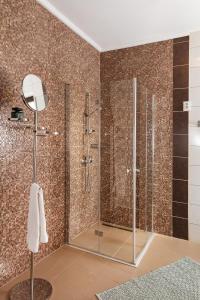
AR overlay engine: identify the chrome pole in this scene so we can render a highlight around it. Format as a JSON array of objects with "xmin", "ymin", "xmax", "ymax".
[
  {"xmin": 30, "ymin": 110, "xmax": 38, "ymax": 300},
  {"xmin": 33, "ymin": 111, "xmax": 37, "ymax": 183},
  {"xmin": 30, "ymin": 252, "xmax": 34, "ymax": 300}
]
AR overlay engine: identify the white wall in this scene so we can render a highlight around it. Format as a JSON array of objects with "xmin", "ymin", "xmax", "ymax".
[{"xmin": 189, "ymin": 31, "xmax": 200, "ymax": 243}]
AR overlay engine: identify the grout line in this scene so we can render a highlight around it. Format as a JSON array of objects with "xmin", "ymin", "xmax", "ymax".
[
  {"xmin": 173, "ymin": 111, "xmax": 185, "ymax": 112},
  {"xmin": 173, "ymin": 156, "xmax": 188, "ymax": 159},
  {"xmin": 174, "ymin": 87, "xmax": 189, "ymax": 90},
  {"xmin": 173, "ymin": 178, "xmax": 188, "ymax": 181},
  {"xmin": 190, "ymin": 45, "xmax": 200, "ymax": 49},
  {"xmin": 172, "ymin": 215, "xmax": 188, "ymax": 220},
  {"xmin": 173, "ymin": 87, "xmax": 188, "ymax": 90},
  {"xmin": 173, "ymin": 64, "xmax": 189, "ymax": 68},
  {"xmin": 174, "ymin": 40, "xmax": 189, "ymax": 45},
  {"xmin": 189, "ymin": 203, "xmax": 200, "ymax": 207},
  {"xmin": 173, "ymin": 111, "xmax": 188, "ymax": 113},
  {"xmin": 173, "ymin": 133, "xmax": 188, "ymax": 136},
  {"xmin": 190, "ymin": 66, "xmax": 200, "ymax": 69},
  {"xmin": 189, "ymin": 85, "xmax": 200, "ymax": 88},
  {"xmin": 173, "ymin": 201, "xmax": 188, "ymax": 205},
  {"xmin": 188, "ymin": 222, "xmax": 200, "ymax": 226},
  {"xmin": 189, "ymin": 145, "xmax": 200, "ymax": 148}
]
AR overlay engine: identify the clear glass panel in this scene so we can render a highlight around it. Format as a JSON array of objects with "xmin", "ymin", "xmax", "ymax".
[
  {"xmin": 100, "ymin": 79, "xmax": 135, "ymax": 263},
  {"xmin": 68, "ymin": 90, "xmax": 100, "ymax": 253},
  {"xmin": 67, "ymin": 79, "xmax": 155, "ymax": 266},
  {"xmin": 135, "ymin": 82, "xmax": 155, "ymax": 261}
]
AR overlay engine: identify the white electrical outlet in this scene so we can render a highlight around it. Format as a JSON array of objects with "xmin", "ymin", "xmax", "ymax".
[{"xmin": 183, "ymin": 101, "xmax": 191, "ymax": 112}]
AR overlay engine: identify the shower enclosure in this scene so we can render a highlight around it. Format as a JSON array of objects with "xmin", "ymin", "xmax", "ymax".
[{"xmin": 67, "ymin": 78, "xmax": 156, "ymax": 266}]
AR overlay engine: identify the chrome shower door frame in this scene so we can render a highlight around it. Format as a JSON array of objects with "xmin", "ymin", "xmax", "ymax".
[{"xmin": 132, "ymin": 78, "xmax": 137, "ymax": 265}]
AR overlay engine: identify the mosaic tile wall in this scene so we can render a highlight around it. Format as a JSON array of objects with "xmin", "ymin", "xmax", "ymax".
[
  {"xmin": 100, "ymin": 40, "xmax": 173, "ymax": 235},
  {"xmin": 0, "ymin": 0, "xmax": 100, "ymax": 286}
]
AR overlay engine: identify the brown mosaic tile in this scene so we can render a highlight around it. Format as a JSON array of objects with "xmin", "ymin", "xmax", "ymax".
[{"xmin": 0, "ymin": 0, "xmax": 100, "ymax": 287}]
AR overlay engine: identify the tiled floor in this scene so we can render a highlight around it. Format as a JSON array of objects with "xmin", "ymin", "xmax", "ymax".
[
  {"xmin": 1, "ymin": 234, "xmax": 200, "ymax": 300},
  {"xmin": 71, "ymin": 223, "xmax": 151, "ymax": 263}
]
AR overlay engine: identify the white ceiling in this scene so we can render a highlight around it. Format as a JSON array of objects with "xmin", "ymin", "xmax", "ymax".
[{"xmin": 38, "ymin": 0, "xmax": 200, "ymax": 52}]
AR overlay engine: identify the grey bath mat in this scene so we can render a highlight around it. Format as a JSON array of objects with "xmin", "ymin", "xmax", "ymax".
[{"xmin": 96, "ymin": 257, "xmax": 200, "ymax": 300}]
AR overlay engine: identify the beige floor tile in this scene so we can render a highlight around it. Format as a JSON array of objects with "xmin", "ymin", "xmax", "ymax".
[
  {"xmin": 50, "ymin": 260, "xmax": 117, "ymax": 300},
  {"xmin": 34, "ymin": 246, "xmax": 85, "ymax": 281},
  {"xmin": 1, "ymin": 235, "xmax": 200, "ymax": 300},
  {"xmin": 74, "ymin": 250, "xmax": 141, "ymax": 283}
]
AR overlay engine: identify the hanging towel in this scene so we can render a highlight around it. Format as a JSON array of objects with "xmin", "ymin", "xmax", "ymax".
[{"xmin": 27, "ymin": 183, "xmax": 48, "ymax": 253}]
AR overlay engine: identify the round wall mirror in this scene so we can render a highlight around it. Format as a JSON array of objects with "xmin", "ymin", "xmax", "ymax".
[{"xmin": 21, "ymin": 74, "xmax": 48, "ymax": 111}]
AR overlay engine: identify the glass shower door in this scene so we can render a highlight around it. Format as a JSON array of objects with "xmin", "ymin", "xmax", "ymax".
[
  {"xmin": 68, "ymin": 89, "xmax": 101, "ymax": 254},
  {"xmin": 134, "ymin": 83, "xmax": 155, "ymax": 263},
  {"xmin": 99, "ymin": 79, "xmax": 137, "ymax": 263},
  {"xmin": 68, "ymin": 79, "xmax": 155, "ymax": 266}
]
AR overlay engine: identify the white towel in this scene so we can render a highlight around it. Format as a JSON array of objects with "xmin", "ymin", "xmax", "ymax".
[{"xmin": 27, "ymin": 183, "xmax": 48, "ymax": 253}]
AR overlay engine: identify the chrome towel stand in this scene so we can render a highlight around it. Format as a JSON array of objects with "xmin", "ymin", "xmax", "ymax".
[{"xmin": 8, "ymin": 74, "xmax": 59, "ymax": 300}]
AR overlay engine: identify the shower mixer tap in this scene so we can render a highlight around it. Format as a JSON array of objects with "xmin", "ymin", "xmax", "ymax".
[
  {"xmin": 81, "ymin": 155, "xmax": 93, "ymax": 165},
  {"xmin": 85, "ymin": 128, "xmax": 95, "ymax": 134}
]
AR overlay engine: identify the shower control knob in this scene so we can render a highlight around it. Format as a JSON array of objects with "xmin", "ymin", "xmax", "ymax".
[
  {"xmin": 81, "ymin": 156, "xmax": 87, "ymax": 164},
  {"xmin": 81, "ymin": 155, "xmax": 93, "ymax": 165},
  {"xmin": 85, "ymin": 128, "xmax": 96, "ymax": 134}
]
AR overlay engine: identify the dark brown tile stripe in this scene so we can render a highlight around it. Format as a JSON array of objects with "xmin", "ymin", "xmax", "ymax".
[
  {"xmin": 173, "ymin": 42, "xmax": 189, "ymax": 66},
  {"xmin": 173, "ymin": 179, "xmax": 188, "ymax": 204},
  {"xmin": 173, "ymin": 65, "xmax": 189, "ymax": 89},
  {"xmin": 173, "ymin": 112, "xmax": 188, "ymax": 134},
  {"xmin": 173, "ymin": 157, "xmax": 188, "ymax": 180},
  {"xmin": 172, "ymin": 36, "xmax": 189, "ymax": 240},
  {"xmin": 173, "ymin": 217, "xmax": 188, "ymax": 240},
  {"xmin": 173, "ymin": 134, "xmax": 188, "ymax": 157},
  {"xmin": 173, "ymin": 36, "xmax": 189, "ymax": 44},
  {"xmin": 173, "ymin": 88, "xmax": 188, "ymax": 111},
  {"xmin": 173, "ymin": 201, "xmax": 188, "ymax": 218}
]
